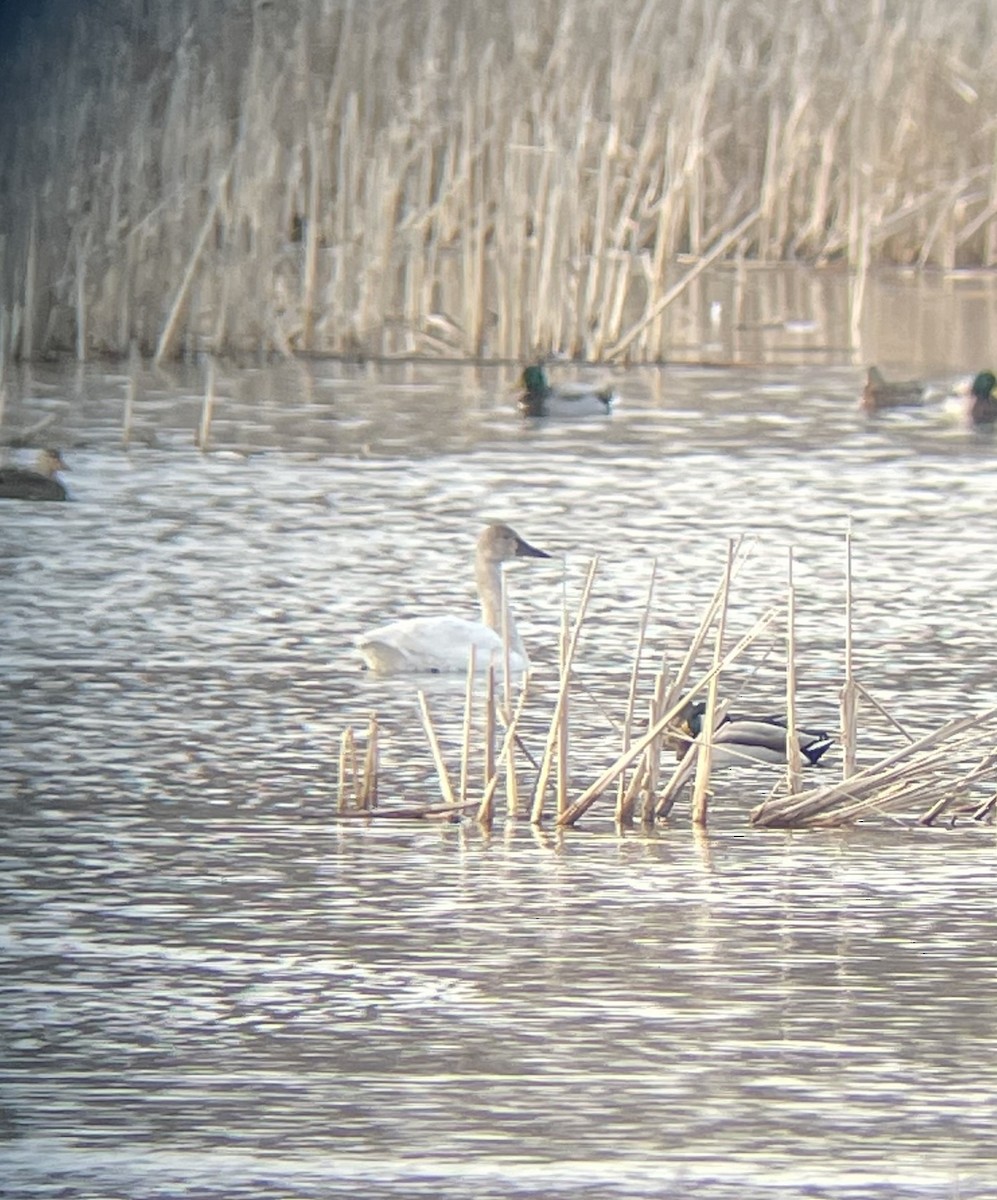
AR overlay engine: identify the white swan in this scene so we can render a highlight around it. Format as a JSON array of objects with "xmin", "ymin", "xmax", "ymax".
[{"xmin": 356, "ymin": 522, "xmax": 552, "ymax": 674}]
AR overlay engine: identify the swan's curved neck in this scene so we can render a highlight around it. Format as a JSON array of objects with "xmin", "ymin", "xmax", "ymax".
[{"xmin": 476, "ymin": 558, "xmax": 525, "ymax": 657}]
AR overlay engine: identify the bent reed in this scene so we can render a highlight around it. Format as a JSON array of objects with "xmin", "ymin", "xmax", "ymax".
[{"xmin": 2, "ymin": 0, "xmax": 997, "ymax": 363}]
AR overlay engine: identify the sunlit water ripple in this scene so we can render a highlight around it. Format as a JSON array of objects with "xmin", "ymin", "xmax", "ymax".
[{"xmin": 2, "ymin": 359, "xmax": 997, "ymax": 1198}]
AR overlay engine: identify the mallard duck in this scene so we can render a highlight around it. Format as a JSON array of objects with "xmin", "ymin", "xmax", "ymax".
[
  {"xmin": 519, "ymin": 364, "xmax": 617, "ymax": 418},
  {"xmin": 968, "ymin": 370, "xmax": 997, "ymax": 425},
  {"xmin": 0, "ymin": 449, "xmax": 68, "ymax": 501},
  {"xmin": 675, "ymin": 700, "xmax": 834, "ymax": 767},
  {"xmin": 859, "ymin": 366, "xmax": 926, "ymax": 414},
  {"xmin": 356, "ymin": 522, "xmax": 552, "ymax": 674}
]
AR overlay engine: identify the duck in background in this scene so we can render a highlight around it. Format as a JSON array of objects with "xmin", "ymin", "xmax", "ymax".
[
  {"xmin": 0, "ymin": 449, "xmax": 69, "ymax": 501},
  {"xmin": 941, "ymin": 370, "xmax": 997, "ymax": 427},
  {"xmin": 967, "ymin": 370, "xmax": 997, "ymax": 425},
  {"xmin": 674, "ymin": 700, "xmax": 834, "ymax": 767},
  {"xmin": 519, "ymin": 363, "xmax": 617, "ymax": 418},
  {"xmin": 356, "ymin": 522, "xmax": 552, "ymax": 675},
  {"xmin": 859, "ymin": 366, "xmax": 927, "ymax": 414}
]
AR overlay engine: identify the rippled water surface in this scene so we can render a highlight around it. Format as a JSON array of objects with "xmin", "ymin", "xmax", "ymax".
[{"xmin": 3, "ymin": 350, "xmax": 997, "ymax": 1198}]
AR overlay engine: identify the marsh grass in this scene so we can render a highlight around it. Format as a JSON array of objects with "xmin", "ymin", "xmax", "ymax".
[{"xmin": 3, "ymin": 0, "xmax": 997, "ymax": 362}]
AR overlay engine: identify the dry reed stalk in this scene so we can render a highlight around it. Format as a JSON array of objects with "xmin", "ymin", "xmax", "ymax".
[
  {"xmin": 197, "ymin": 356, "xmax": 216, "ymax": 450},
  {"xmin": 359, "ymin": 715, "xmax": 379, "ymax": 810},
  {"xmin": 971, "ymin": 791, "xmax": 997, "ymax": 823},
  {"xmin": 656, "ymin": 536, "xmax": 751, "ymax": 722},
  {"xmin": 840, "ymin": 526, "xmax": 858, "ymax": 778},
  {"xmin": 615, "ymin": 559, "xmax": 658, "ymax": 822},
  {"xmin": 300, "ymin": 124, "xmax": 322, "ymax": 352},
  {"xmin": 854, "ymin": 680, "xmax": 915, "ymax": 744},
  {"xmin": 477, "ymin": 681, "xmax": 531, "ymax": 826},
  {"xmin": 483, "ymin": 664, "xmax": 496, "ymax": 788},
  {"xmin": 74, "ymin": 227, "xmax": 90, "ymax": 362},
  {"xmin": 529, "ymin": 556, "xmax": 599, "ymax": 824},
  {"xmin": 333, "ymin": 797, "xmax": 484, "ymax": 821},
  {"xmin": 558, "ymin": 606, "xmax": 780, "ymax": 826},
  {"xmin": 639, "ymin": 669, "xmax": 669, "ymax": 824},
  {"xmin": 153, "ymin": 158, "xmax": 233, "ymax": 366},
  {"xmin": 499, "ymin": 575, "xmax": 520, "ymax": 814},
  {"xmin": 417, "ymin": 690, "xmax": 457, "ymax": 806},
  {"xmin": 556, "ymin": 609, "xmax": 570, "ymax": 819},
  {"xmin": 917, "ymin": 751, "xmax": 997, "ymax": 826},
  {"xmin": 692, "ymin": 541, "xmax": 735, "ymax": 827},
  {"xmin": 338, "ymin": 726, "xmax": 355, "ymax": 812},
  {"xmin": 784, "ymin": 549, "xmax": 802, "ymax": 795},
  {"xmin": 459, "ymin": 646, "xmax": 477, "ymax": 804}
]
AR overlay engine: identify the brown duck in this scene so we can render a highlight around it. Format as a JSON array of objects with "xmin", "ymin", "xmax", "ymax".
[
  {"xmin": 859, "ymin": 366, "xmax": 926, "ymax": 414},
  {"xmin": 0, "ymin": 449, "xmax": 69, "ymax": 501}
]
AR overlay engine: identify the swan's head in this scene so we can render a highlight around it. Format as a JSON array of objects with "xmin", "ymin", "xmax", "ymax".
[{"xmin": 478, "ymin": 522, "xmax": 551, "ymax": 564}]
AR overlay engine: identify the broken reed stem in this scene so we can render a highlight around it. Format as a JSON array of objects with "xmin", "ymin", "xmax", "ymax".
[
  {"xmin": 692, "ymin": 540, "xmax": 735, "ymax": 826},
  {"xmin": 785, "ymin": 548, "xmax": 802, "ymax": 795},
  {"xmin": 530, "ymin": 556, "xmax": 599, "ymax": 825},
  {"xmin": 617, "ymin": 558, "xmax": 658, "ymax": 823},
  {"xmin": 417, "ymin": 690, "xmax": 456, "ymax": 806},
  {"xmin": 855, "ymin": 680, "xmax": 916, "ymax": 744},
  {"xmin": 558, "ymin": 605, "xmax": 780, "ymax": 826},
  {"xmin": 840, "ymin": 523, "xmax": 858, "ymax": 778},
  {"xmin": 338, "ymin": 726, "xmax": 356, "ymax": 812}
]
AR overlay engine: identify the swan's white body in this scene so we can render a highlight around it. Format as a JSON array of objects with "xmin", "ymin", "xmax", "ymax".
[{"xmin": 356, "ymin": 523, "xmax": 551, "ymax": 675}]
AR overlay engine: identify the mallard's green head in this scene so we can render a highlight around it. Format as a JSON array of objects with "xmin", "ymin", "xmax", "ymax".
[
  {"xmin": 971, "ymin": 371, "xmax": 996, "ymax": 401},
  {"xmin": 522, "ymin": 364, "xmax": 551, "ymax": 397},
  {"xmin": 686, "ymin": 700, "xmax": 707, "ymax": 737}
]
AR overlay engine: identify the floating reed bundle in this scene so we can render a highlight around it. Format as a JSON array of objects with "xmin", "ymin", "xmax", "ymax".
[{"xmin": 3, "ymin": 1, "xmax": 997, "ymax": 362}]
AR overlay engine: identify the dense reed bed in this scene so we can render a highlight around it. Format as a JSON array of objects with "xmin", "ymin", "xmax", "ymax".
[{"xmin": 2, "ymin": 0, "xmax": 997, "ymax": 363}]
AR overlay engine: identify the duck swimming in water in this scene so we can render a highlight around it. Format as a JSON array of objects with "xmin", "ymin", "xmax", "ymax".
[
  {"xmin": 519, "ymin": 364, "xmax": 617, "ymax": 418},
  {"xmin": 356, "ymin": 522, "xmax": 552, "ymax": 675},
  {"xmin": 859, "ymin": 366, "xmax": 926, "ymax": 414},
  {"xmin": 0, "ymin": 449, "xmax": 69, "ymax": 501},
  {"xmin": 967, "ymin": 370, "xmax": 997, "ymax": 425},
  {"xmin": 675, "ymin": 701, "xmax": 834, "ymax": 767}
]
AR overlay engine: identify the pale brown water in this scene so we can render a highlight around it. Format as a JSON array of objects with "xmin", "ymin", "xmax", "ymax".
[{"xmin": 3, "ymin": 274, "xmax": 997, "ymax": 1198}]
